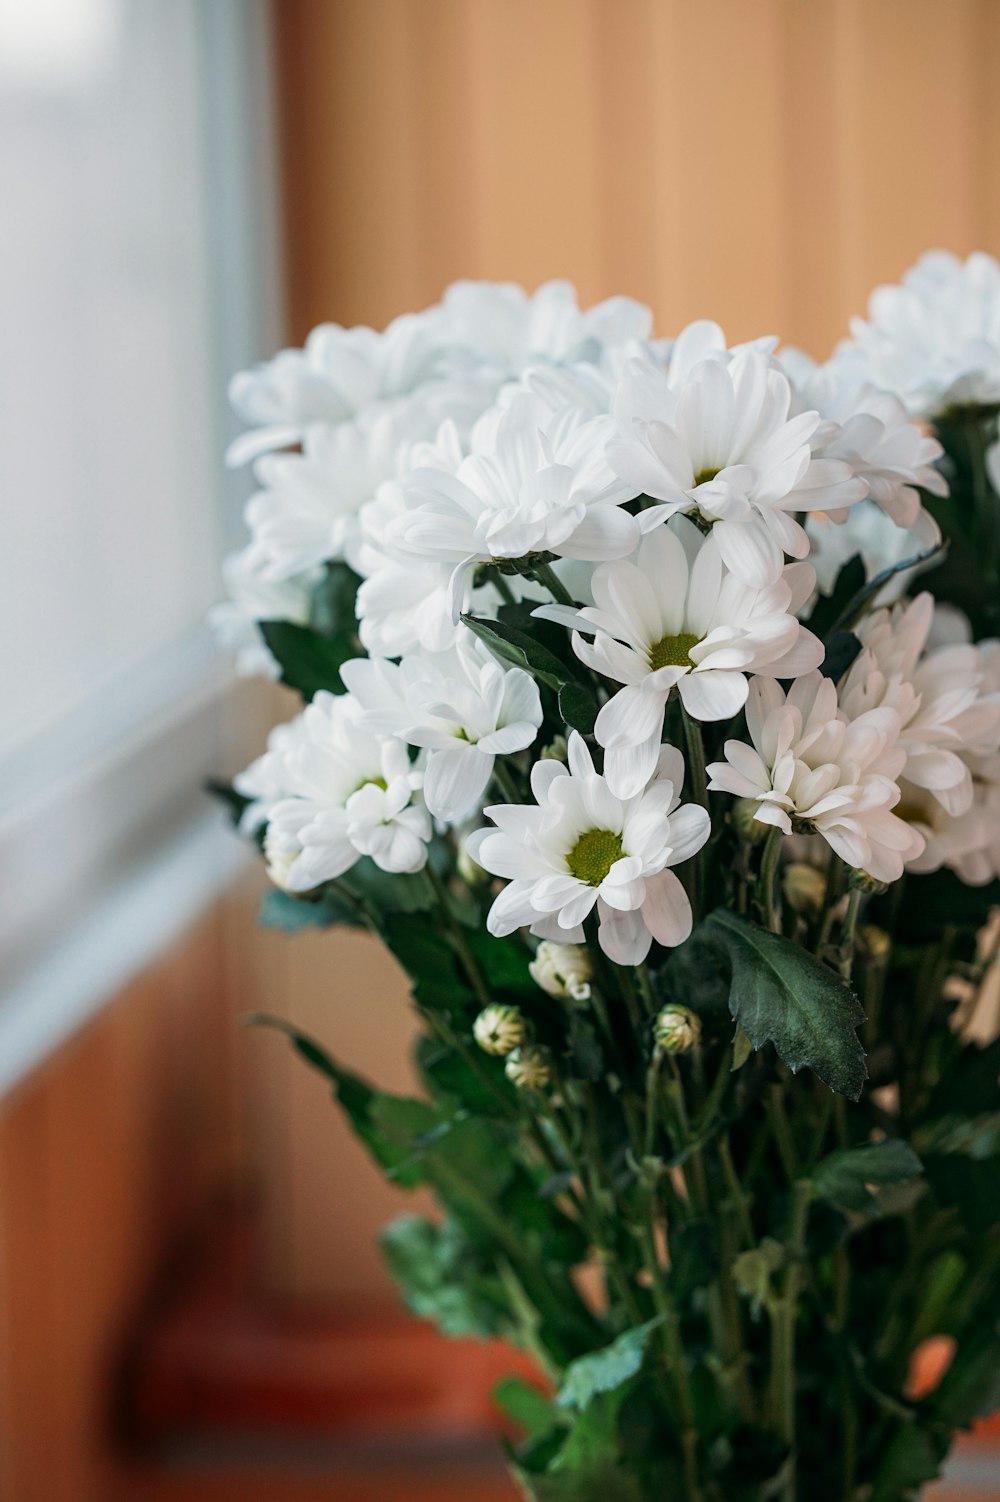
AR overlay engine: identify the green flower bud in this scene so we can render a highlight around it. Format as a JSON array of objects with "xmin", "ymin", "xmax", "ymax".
[
  {"xmin": 653, "ymin": 1004, "xmax": 702, "ymax": 1055},
  {"xmin": 858, "ymin": 924, "xmax": 891, "ymax": 961},
  {"xmin": 505, "ymin": 1044, "xmax": 554, "ymax": 1090},
  {"xmin": 541, "ymin": 735, "xmax": 569, "ymax": 762},
  {"xmin": 473, "ymin": 1004, "xmax": 527, "ymax": 1057},
  {"xmin": 529, "ymin": 940, "xmax": 592, "ymax": 1002},
  {"xmin": 783, "ymin": 862, "xmax": 827, "ymax": 915},
  {"xmin": 732, "ymin": 797, "xmax": 767, "ymax": 844}
]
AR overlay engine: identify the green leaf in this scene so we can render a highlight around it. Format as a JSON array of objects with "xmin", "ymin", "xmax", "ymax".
[
  {"xmin": 342, "ymin": 858, "xmax": 434, "ymax": 916},
  {"xmin": 812, "ymin": 1140, "xmax": 923, "ymax": 1212},
  {"xmin": 462, "ymin": 613, "xmax": 572, "ymax": 690},
  {"xmin": 416, "ymin": 1033, "xmax": 515, "ymax": 1116},
  {"xmin": 732, "ymin": 1239, "xmax": 785, "ymax": 1319},
  {"xmin": 514, "ymin": 1389, "xmax": 647, "ymax": 1502},
  {"xmin": 556, "ymin": 1319, "xmax": 665, "ymax": 1412},
  {"xmin": 702, "ymin": 910, "xmax": 867, "ymax": 1100},
  {"xmin": 244, "ymin": 1013, "xmax": 434, "ymax": 1189},
  {"xmin": 204, "ymin": 777, "xmax": 255, "ymax": 827},
  {"xmin": 259, "ymin": 886, "xmax": 363, "ymax": 933},
  {"xmin": 308, "ymin": 560, "xmax": 361, "ymax": 637},
  {"xmin": 819, "ymin": 629, "xmax": 862, "ymax": 683},
  {"xmin": 805, "ymin": 554, "xmax": 865, "ymax": 639},
  {"xmin": 869, "ymin": 1424, "xmax": 947, "ymax": 1502},
  {"xmin": 380, "ymin": 1214, "xmax": 508, "ymax": 1338},
  {"xmin": 494, "ymin": 1376, "xmax": 563, "ymax": 1441},
  {"xmin": 558, "ymin": 680, "xmax": 598, "ymax": 736},
  {"xmin": 258, "ymin": 619, "xmax": 355, "ymax": 698},
  {"xmin": 827, "ymin": 540, "xmax": 948, "ymax": 637}
]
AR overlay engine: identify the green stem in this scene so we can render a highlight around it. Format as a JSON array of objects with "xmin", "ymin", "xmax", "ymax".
[
  {"xmin": 488, "ymin": 565, "xmax": 517, "ymax": 605},
  {"xmin": 718, "ymin": 1135, "xmax": 755, "ymax": 1249},
  {"xmin": 533, "ymin": 560, "xmax": 575, "ymax": 607},
  {"xmin": 491, "ymin": 758, "xmax": 524, "ymax": 804},
  {"xmin": 426, "ymin": 864, "xmax": 493, "ymax": 1012},
  {"xmin": 771, "ymin": 1180, "xmax": 811, "ymax": 1498},
  {"xmin": 838, "ymin": 888, "xmax": 863, "ymax": 981},
  {"xmin": 758, "ymin": 825, "xmax": 784, "ymax": 934},
  {"xmin": 639, "ymin": 1211, "xmax": 704, "ymax": 1502}
]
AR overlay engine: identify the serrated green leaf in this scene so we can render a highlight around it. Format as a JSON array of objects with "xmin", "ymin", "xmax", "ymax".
[
  {"xmin": 244, "ymin": 1014, "xmax": 434, "ymax": 1188},
  {"xmin": 702, "ymin": 909, "xmax": 867, "ymax": 1099},
  {"xmin": 812, "ymin": 1139, "xmax": 923, "ymax": 1212},
  {"xmin": 556, "ymin": 1318, "xmax": 664, "ymax": 1411},
  {"xmin": 258, "ymin": 619, "xmax": 355, "ymax": 698},
  {"xmin": 380, "ymin": 1214, "xmax": 509, "ymax": 1338}
]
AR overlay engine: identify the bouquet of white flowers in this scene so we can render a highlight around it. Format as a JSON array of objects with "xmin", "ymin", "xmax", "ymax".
[{"xmin": 212, "ymin": 255, "xmax": 1000, "ymax": 1501}]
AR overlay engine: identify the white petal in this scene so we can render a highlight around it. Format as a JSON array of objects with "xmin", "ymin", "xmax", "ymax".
[
  {"xmin": 641, "ymin": 869, "xmax": 693, "ymax": 947},
  {"xmin": 678, "ymin": 669, "xmax": 750, "ymax": 722},
  {"xmin": 423, "ymin": 745, "xmax": 493, "ymax": 822},
  {"xmin": 597, "ymin": 903, "xmax": 652, "ymax": 965}
]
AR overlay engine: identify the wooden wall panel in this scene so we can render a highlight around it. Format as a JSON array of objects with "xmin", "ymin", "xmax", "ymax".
[{"xmin": 0, "ymin": 912, "xmax": 240, "ymax": 1502}]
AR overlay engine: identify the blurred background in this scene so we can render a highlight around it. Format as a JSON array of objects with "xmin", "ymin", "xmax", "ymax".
[{"xmin": 2, "ymin": 2, "xmax": 1000, "ymax": 1499}]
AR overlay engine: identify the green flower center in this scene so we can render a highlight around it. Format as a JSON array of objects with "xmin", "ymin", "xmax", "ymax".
[
  {"xmin": 566, "ymin": 828, "xmax": 625, "ymax": 887},
  {"xmin": 693, "ymin": 465, "xmax": 721, "ymax": 487},
  {"xmin": 648, "ymin": 631, "xmax": 701, "ymax": 672},
  {"xmin": 355, "ymin": 775, "xmax": 388, "ymax": 794}
]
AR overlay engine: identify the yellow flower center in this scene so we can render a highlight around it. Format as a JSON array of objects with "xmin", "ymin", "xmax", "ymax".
[
  {"xmin": 693, "ymin": 465, "xmax": 721, "ymax": 487},
  {"xmin": 566, "ymin": 828, "xmax": 625, "ymax": 886},
  {"xmin": 648, "ymin": 631, "xmax": 701, "ymax": 672}
]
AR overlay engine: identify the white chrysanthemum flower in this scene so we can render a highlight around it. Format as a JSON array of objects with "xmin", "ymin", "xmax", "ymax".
[
  {"xmin": 340, "ymin": 637, "xmax": 542, "ymax": 823},
  {"xmin": 844, "ymin": 250, "xmax": 1000, "ymax": 417},
  {"xmin": 234, "ymin": 691, "xmax": 431, "ymax": 890},
  {"xmin": 608, "ymin": 342, "xmax": 866, "ymax": 587},
  {"xmin": 468, "ymin": 732, "xmax": 711, "ymax": 966},
  {"xmin": 900, "ymin": 639, "xmax": 1000, "ymax": 882},
  {"xmin": 244, "ymin": 410, "xmax": 416, "ymax": 580},
  {"xmin": 805, "ymin": 502, "xmax": 942, "ymax": 603},
  {"xmin": 780, "ymin": 348, "xmax": 948, "ymax": 527},
  {"xmin": 437, "ymin": 279, "xmax": 652, "ymax": 373},
  {"xmin": 536, "ymin": 517, "xmax": 823, "ymax": 798},
  {"xmin": 387, "ymin": 391, "xmax": 647, "ymax": 614},
  {"xmin": 209, "ymin": 544, "xmax": 319, "ymax": 679},
  {"xmin": 706, "ymin": 673, "xmax": 924, "ymax": 882},
  {"xmin": 840, "ymin": 595, "xmax": 1000, "ymax": 818},
  {"xmin": 225, "ymin": 310, "xmax": 457, "ymax": 466}
]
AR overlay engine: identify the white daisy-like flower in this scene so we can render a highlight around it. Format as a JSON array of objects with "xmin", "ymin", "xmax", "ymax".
[
  {"xmin": 386, "ymin": 390, "xmax": 650, "ymax": 619},
  {"xmin": 844, "ymin": 250, "xmax": 1000, "ymax": 418},
  {"xmin": 340, "ymin": 637, "xmax": 542, "ymax": 823},
  {"xmin": 244, "ymin": 409, "xmax": 419, "ymax": 580},
  {"xmin": 608, "ymin": 341, "xmax": 867, "ymax": 587},
  {"xmin": 467, "ymin": 732, "xmax": 711, "ymax": 966},
  {"xmin": 805, "ymin": 502, "xmax": 942, "ymax": 603},
  {"xmin": 209, "ymin": 543, "xmax": 320, "ymax": 679},
  {"xmin": 234, "ymin": 691, "xmax": 431, "ymax": 891},
  {"xmin": 437, "ymin": 279, "xmax": 652, "ymax": 373},
  {"xmin": 839, "ymin": 595, "xmax": 1000, "ymax": 818},
  {"xmin": 780, "ymin": 348, "xmax": 948, "ymax": 527},
  {"xmin": 226, "ymin": 310, "xmax": 455, "ymax": 466},
  {"xmin": 706, "ymin": 673, "xmax": 924, "ymax": 883},
  {"xmin": 535, "ymin": 516, "xmax": 824, "ymax": 798}
]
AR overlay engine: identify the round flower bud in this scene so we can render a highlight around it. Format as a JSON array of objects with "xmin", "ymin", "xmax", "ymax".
[
  {"xmin": 505, "ymin": 1044, "xmax": 554, "ymax": 1091},
  {"xmin": 783, "ymin": 862, "xmax": 827, "ymax": 916},
  {"xmin": 529, "ymin": 940, "xmax": 592, "ymax": 1003},
  {"xmin": 473, "ymin": 1004, "xmax": 527, "ymax": 1057},
  {"xmin": 732, "ymin": 797, "xmax": 767, "ymax": 844},
  {"xmin": 653, "ymin": 1005, "xmax": 702, "ymax": 1055},
  {"xmin": 858, "ymin": 924, "xmax": 891, "ymax": 961}
]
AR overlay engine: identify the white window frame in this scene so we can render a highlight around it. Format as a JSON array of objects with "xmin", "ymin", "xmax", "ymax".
[{"xmin": 0, "ymin": 0, "xmax": 283, "ymax": 1093}]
